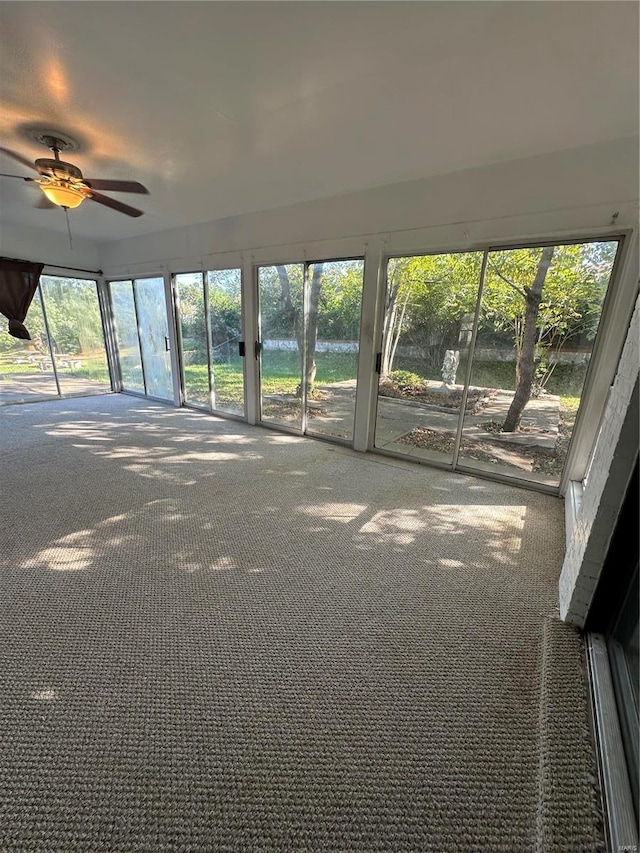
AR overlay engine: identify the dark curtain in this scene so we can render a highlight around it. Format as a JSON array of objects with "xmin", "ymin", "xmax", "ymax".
[{"xmin": 0, "ymin": 258, "xmax": 44, "ymax": 339}]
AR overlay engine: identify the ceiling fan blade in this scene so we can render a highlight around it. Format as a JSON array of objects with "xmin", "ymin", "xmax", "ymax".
[
  {"xmin": 0, "ymin": 172, "xmax": 36, "ymax": 181},
  {"xmin": 83, "ymin": 178, "xmax": 148, "ymax": 194},
  {"xmin": 87, "ymin": 190, "xmax": 144, "ymax": 217},
  {"xmin": 0, "ymin": 147, "xmax": 38, "ymax": 173},
  {"xmin": 34, "ymin": 195, "xmax": 57, "ymax": 209}
]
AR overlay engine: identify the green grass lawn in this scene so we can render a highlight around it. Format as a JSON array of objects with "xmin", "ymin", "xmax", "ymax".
[
  {"xmin": 0, "ymin": 357, "xmax": 41, "ymax": 375},
  {"xmin": 184, "ymin": 362, "xmax": 244, "ymax": 406},
  {"xmin": 184, "ymin": 351, "xmax": 359, "ymax": 407},
  {"xmin": 61, "ymin": 355, "xmax": 111, "ymax": 383}
]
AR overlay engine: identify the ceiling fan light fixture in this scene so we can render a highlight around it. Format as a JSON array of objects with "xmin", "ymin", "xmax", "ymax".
[{"xmin": 39, "ymin": 182, "xmax": 85, "ymax": 209}]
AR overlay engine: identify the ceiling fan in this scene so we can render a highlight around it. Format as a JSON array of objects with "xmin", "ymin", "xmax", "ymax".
[{"xmin": 0, "ymin": 133, "xmax": 148, "ymax": 217}]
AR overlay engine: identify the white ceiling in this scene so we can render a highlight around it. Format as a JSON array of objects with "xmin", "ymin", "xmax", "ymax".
[{"xmin": 0, "ymin": 1, "xmax": 638, "ymax": 244}]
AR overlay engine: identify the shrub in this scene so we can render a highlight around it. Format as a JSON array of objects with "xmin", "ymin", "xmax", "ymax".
[{"xmin": 390, "ymin": 370, "xmax": 425, "ymax": 392}]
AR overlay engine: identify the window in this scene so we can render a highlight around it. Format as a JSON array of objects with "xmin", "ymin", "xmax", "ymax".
[
  {"xmin": 1, "ymin": 276, "xmax": 110, "ymax": 404},
  {"xmin": 374, "ymin": 239, "xmax": 621, "ymax": 489}
]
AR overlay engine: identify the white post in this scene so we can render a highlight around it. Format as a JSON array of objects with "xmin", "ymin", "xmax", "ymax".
[
  {"xmin": 353, "ymin": 238, "xmax": 385, "ymax": 452},
  {"xmin": 242, "ymin": 255, "xmax": 259, "ymax": 425},
  {"xmin": 560, "ymin": 229, "xmax": 639, "ymax": 492},
  {"xmin": 163, "ymin": 269, "xmax": 182, "ymax": 407}
]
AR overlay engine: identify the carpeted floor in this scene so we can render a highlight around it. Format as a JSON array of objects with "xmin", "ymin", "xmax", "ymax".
[{"xmin": 0, "ymin": 395, "xmax": 604, "ymax": 851}]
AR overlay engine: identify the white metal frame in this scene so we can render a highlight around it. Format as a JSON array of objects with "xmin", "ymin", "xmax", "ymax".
[
  {"xmin": 162, "ymin": 270, "xmax": 182, "ymax": 406},
  {"xmin": 586, "ymin": 633, "xmax": 639, "ymax": 851},
  {"xmin": 353, "ymin": 240, "xmax": 384, "ymax": 451}
]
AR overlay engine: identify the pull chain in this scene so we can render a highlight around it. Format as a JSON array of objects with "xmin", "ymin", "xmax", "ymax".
[{"xmin": 64, "ymin": 207, "xmax": 73, "ymax": 250}]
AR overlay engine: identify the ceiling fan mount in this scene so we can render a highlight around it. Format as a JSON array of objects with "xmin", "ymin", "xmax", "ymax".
[
  {"xmin": 27, "ymin": 129, "xmax": 81, "ymax": 152},
  {"xmin": 0, "ymin": 129, "xmax": 148, "ymax": 217}
]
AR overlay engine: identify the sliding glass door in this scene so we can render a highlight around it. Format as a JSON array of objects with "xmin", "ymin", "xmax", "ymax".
[
  {"xmin": 257, "ymin": 258, "xmax": 364, "ymax": 442},
  {"xmin": 207, "ymin": 269, "xmax": 244, "ymax": 417},
  {"xmin": 39, "ymin": 277, "xmax": 111, "ymax": 396},
  {"xmin": 109, "ymin": 277, "xmax": 174, "ymax": 401},
  {"xmin": 457, "ymin": 241, "xmax": 618, "ymax": 485},
  {"xmin": 135, "ymin": 278, "xmax": 174, "ymax": 400},
  {"xmin": 374, "ymin": 251, "xmax": 483, "ymax": 465},
  {"xmin": 175, "ymin": 273, "xmax": 210, "ymax": 408},
  {"xmin": 257, "ymin": 263, "xmax": 304, "ymax": 429},
  {"xmin": 374, "ymin": 239, "xmax": 621, "ymax": 488},
  {"xmin": 174, "ymin": 269, "xmax": 245, "ymax": 418}
]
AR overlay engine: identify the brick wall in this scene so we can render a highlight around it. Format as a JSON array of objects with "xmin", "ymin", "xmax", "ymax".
[{"xmin": 559, "ymin": 293, "xmax": 639, "ymax": 626}]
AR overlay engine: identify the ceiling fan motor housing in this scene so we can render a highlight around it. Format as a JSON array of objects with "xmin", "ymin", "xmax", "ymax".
[{"xmin": 35, "ymin": 158, "xmax": 83, "ymax": 182}]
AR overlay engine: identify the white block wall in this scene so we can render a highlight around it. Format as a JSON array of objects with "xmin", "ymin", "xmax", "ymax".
[{"xmin": 559, "ymin": 294, "xmax": 640, "ymax": 626}]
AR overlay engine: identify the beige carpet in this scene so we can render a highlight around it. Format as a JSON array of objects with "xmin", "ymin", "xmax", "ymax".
[{"xmin": 0, "ymin": 395, "xmax": 603, "ymax": 851}]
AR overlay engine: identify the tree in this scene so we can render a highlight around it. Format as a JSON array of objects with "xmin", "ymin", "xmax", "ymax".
[
  {"xmin": 176, "ymin": 271, "xmax": 243, "ymax": 365},
  {"xmin": 207, "ymin": 270, "xmax": 243, "ymax": 362},
  {"xmin": 380, "ymin": 259, "xmax": 410, "ymax": 377},
  {"xmin": 500, "ymin": 246, "xmax": 554, "ymax": 432},
  {"xmin": 380, "ymin": 253, "xmax": 483, "ymax": 378},
  {"xmin": 481, "ymin": 242, "xmax": 612, "ymax": 431},
  {"xmin": 39, "ymin": 277, "xmax": 106, "ymax": 355},
  {"xmin": 274, "ymin": 263, "xmax": 324, "ymax": 394},
  {"xmin": 302, "ymin": 263, "xmax": 323, "ymax": 390}
]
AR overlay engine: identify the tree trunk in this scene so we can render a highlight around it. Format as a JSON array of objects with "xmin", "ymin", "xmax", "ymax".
[
  {"xmin": 303, "ymin": 264, "xmax": 323, "ymax": 391},
  {"xmin": 388, "ymin": 289, "xmax": 410, "ymax": 375},
  {"xmin": 381, "ymin": 269, "xmax": 400, "ymax": 376},
  {"xmin": 276, "ymin": 264, "xmax": 323, "ymax": 397},
  {"xmin": 276, "ymin": 264, "xmax": 299, "ymax": 343},
  {"xmin": 381, "ymin": 296, "xmax": 397, "ymax": 376},
  {"xmin": 502, "ymin": 246, "xmax": 554, "ymax": 432}
]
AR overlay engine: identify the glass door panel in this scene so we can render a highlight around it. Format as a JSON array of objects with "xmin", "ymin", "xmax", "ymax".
[
  {"xmin": 134, "ymin": 277, "xmax": 174, "ymax": 401},
  {"xmin": 40, "ymin": 276, "xmax": 111, "ymax": 396},
  {"xmin": 374, "ymin": 252, "xmax": 484, "ymax": 465},
  {"xmin": 258, "ymin": 264, "xmax": 304, "ymax": 429},
  {"xmin": 304, "ymin": 259, "xmax": 364, "ymax": 442},
  {"xmin": 0, "ymin": 290, "xmax": 58, "ymax": 404},
  {"xmin": 175, "ymin": 273, "xmax": 209, "ymax": 408},
  {"xmin": 458, "ymin": 241, "xmax": 619, "ymax": 487},
  {"xmin": 110, "ymin": 281, "xmax": 145, "ymax": 393},
  {"xmin": 207, "ymin": 269, "xmax": 244, "ymax": 417}
]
